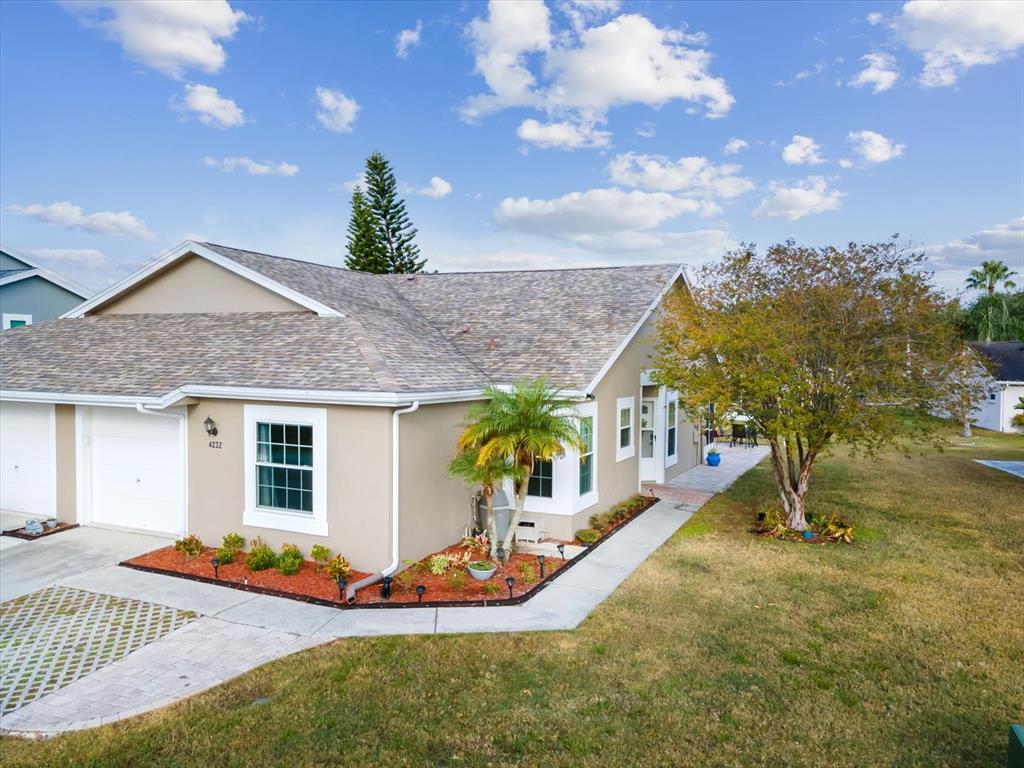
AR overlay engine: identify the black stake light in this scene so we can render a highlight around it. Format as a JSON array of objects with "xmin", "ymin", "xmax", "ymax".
[
  {"xmin": 336, "ymin": 576, "xmax": 347, "ymax": 600},
  {"xmin": 381, "ymin": 575, "xmax": 392, "ymax": 600},
  {"xmin": 556, "ymin": 543, "xmax": 565, "ymax": 560},
  {"xmin": 505, "ymin": 576, "xmax": 515, "ymax": 599},
  {"xmin": 416, "ymin": 584, "xmax": 426, "ymax": 603},
  {"xmin": 211, "ymin": 557, "xmax": 219, "ymax": 579},
  {"xmin": 537, "ymin": 554, "xmax": 546, "ymax": 578}
]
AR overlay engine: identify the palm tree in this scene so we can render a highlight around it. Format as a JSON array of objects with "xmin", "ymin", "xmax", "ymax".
[
  {"xmin": 448, "ymin": 446, "xmax": 522, "ymax": 559},
  {"xmin": 456, "ymin": 379, "xmax": 583, "ymax": 558},
  {"xmin": 965, "ymin": 260, "xmax": 1018, "ymax": 296}
]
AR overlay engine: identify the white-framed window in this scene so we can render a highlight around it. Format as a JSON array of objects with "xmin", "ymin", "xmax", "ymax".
[
  {"xmin": 243, "ymin": 404, "xmax": 328, "ymax": 536},
  {"xmin": 666, "ymin": 399, "xmax": 678, "ymax": 462},
  {"xmin": 2, "ymin": 313, "xmax": 32, "ymax": 329},
  {"xmin": 616, "ymin": 396, "xmax": 635, "ymax": 462},
  {"xmin": 527, "ymin": 458, "xmax": 554, "ymax": 498},
  {"xmin": 579, "ymin": 415, "xmax": 594, "ymax": 495}
]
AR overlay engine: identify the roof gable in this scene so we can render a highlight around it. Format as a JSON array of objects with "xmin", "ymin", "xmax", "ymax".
[{"xmin": 971, "ymin": 341, "xmax": 1024, "ymax": 382}]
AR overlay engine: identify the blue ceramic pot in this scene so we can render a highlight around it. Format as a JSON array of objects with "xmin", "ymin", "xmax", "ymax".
[{"xmin": 707, "ymin": 452, "xmax": 721, "ymax": 467}]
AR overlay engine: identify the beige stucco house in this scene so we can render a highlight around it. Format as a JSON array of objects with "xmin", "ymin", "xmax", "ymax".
[{"xmin": 0, "ymin": 241, "xmax": 700, "ymax": 583}]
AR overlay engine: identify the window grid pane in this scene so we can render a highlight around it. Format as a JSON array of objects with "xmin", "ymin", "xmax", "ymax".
[
  {"xmin": 256, "ymin": 421, "xmax": 314, "ymax": 513},
  {"xmin": 579, "ymin": 416, "xmax": 594, "ymax": 495},
  {"xmin": 527, "ymin": 459, "xmax": 553, "ymax": 498}
]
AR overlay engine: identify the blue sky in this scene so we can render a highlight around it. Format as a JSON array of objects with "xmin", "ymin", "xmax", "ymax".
[{"xmin": 1, "ymin": 0, "xmax": 1021, "ymax": 294}]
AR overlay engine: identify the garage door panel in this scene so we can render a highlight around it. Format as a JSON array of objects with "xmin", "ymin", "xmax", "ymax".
[
  {"xmin": 0, "ymin": 402, "xmax": 55, "ymax": 517},
  {"xmin": 87, "ymin": 407, "xmax": 184, "ymax": 535}
]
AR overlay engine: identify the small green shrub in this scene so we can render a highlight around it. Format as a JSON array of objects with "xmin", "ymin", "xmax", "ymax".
[
  {"xmin": 174, "ymin": 534, "xmax": 204, "ymax": 560},
  {"xmin": 589, "ymin": 511, "xmax": 614, "ymax": 530},
  {"xmin": 819, "ymin": 513, "xmax": 855, "ymax": 543},
  {"xmin": 310, "ymin": 544, "xmax": 331, "ymax": 570},
  {"xmin": 460, "ymin": 533, "xmax": 490, "ymax": 555},
  {"xmin": 324, "ymin": 554, "xmax": 352, "ymax": 582},
  {"xmin": 446, "ymin": 571, "xmax": 467, "ymax": 591},
  {"xmin": 221, "ymin": 532, "xmax": 245, "ymax": 552},
  {"xmin": 215, "ymin": 546, "xmax": 236, "ymax": 565},
  {"xmin": 575, "ymin": 528, "xmax": 601, "ymax": 545},
  {"xmin": 519, "ymin": 562, "xmax": 536, "ymax": 584},
  {"xmin": 427, "ymin": 554, "xmax": 452, "ymax": 575},
  {"xmin": 245, "ymin": 538, "xmax": 277, "ymax": 571},
  {"xmin": 482, "ymin": 582, "xmax": 500, "ymax": 596},
  {"xmin": 394, "ymin": 569, "xmax": 415, "ymax": 592},
  {"xmin": 276, "ymin": 547, "xmax": 303, "ymax": 576}
]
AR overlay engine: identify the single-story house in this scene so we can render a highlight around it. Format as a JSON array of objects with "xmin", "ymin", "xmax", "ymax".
[
  {"xmin": 0, "ymin": 241, "xmax": 700, "ymax": 580},
  {"xmin": 0, "ymin": 249, "xmax": 91, "ymax": 329},
  {"xmin": 970, "ymin": 341, "xmax": 1024, "ymax": 433}
]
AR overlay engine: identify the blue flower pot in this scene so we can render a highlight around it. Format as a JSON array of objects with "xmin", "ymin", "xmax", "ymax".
[
  {"xmin": 707, "ymin": 452, "xmax": 721, "ymax": 467},
  {"xmin": 802, "ymin": 530, "xmax": 814, "ymax": 540}
]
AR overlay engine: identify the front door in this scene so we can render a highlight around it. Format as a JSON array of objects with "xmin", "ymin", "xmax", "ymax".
[{"xmin": 639, "ymin": 398, "xmax": 657, "ymax": 481}]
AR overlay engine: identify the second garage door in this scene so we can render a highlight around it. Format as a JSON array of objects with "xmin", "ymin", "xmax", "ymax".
[{"xmin": 83, "ymin": 406, "xmax": 185, "ymax": 536}]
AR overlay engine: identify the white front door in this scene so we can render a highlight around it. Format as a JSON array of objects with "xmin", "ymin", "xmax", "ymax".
[
  {"xmin": 0, "ymin": 401, "xmax": 56, "ymax": 517},
  {"xmin": 639, "ymin": 398, "xmax": 657, "ymax": 481},
  {"xmin": 83, "ymin": 406, "xmax": 185, "ymax": 535}
]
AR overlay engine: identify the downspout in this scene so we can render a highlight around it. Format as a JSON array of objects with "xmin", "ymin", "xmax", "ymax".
[{"xmin": 346, "ymin": 400, "xmax": 420, "ymax": 603}]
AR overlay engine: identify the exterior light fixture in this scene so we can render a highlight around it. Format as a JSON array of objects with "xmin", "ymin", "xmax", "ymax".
[
  {"xmin": 211, "ymin": 557, "xmax": 219, "ymax": 578},
  {"xmin": 556, "ymin": 543, "xmax": 565, "ymax": 560},
  {"xmin": 203, "ymin": 416, "xmax": 218, "ymax": 437},
  {"xmin": 336, "ymin": 576, "xmax": 347, "ymax": 600},
  {"xmin": 505, "ymin": 576, "xmax": 515, "ymax": 599},
  {"xmin": 537, "ymin": 554, "xmax": 546, "ymax": 578},
  {"xmin": 381, "ymin": 575, "xmax": 392, "ymax": 599},
  {"xmin": 416, "ymin": 584, "xmax": 426, "ymax": 603}
]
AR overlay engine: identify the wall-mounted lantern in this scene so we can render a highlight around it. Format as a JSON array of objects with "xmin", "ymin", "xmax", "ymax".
[{"xmin": 203, "ymin": 416, "xmax": 218, "ymax": 437}]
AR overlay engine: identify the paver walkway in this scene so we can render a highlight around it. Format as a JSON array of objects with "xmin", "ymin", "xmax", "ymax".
[
  {"xmin": 975, "ymin": 459, "xmax": 1024, "ymax": 480},
  {"xmin": 1, "ymin": 450, "xmax": 767, "ymax": 736}
]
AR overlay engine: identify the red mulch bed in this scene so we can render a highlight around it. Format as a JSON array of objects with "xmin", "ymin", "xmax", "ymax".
[{"xmin": 572, "ymin": 494, "xmax": 660, "ymax": 546}]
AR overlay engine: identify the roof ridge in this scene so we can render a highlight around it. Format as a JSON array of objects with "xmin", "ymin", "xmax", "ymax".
[{"xmin": 392, "ymin": 263, "xmax": 681, "ymax": 276}]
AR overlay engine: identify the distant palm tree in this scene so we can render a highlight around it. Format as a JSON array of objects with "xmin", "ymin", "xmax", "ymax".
[
  {"xmin": 966, "ymin": 260, "xmax": 1018, "ymax": 296},
  {"xmin": 456, "ymin": 379, "xmax": 583, "ymax": 558}
]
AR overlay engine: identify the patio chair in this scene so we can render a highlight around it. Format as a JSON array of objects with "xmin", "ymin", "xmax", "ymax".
[
  {"xmin": 746, "ymin": 426, "xmax": 759, "ymax": 447},
  {"xmin": 730, "ymin": 423, "xmax": 745, "ymax": 447}
]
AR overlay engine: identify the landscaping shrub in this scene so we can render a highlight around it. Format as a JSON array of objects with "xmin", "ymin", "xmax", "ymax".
[
  {"xmin": 324, "ymin": 554, "xmax": 352, "ymax": 582},
  {"xmin": 460, "ymin": 533, "xmax": 490, "ymax": 555},
  {"xmin": 446, "ymin": 571, "xmax": 467, "ymax": 591},
  {"xmin": 519, "ymin": 562, "xmax": 536, "ymax": 584},
  {"xmin": 215, "ymin": 546, "xmax": 236, "ymax": 565},
  {"xmin": 310, "ymin": 544, "xmax": 331, "ymax": 570},
  {"xmin": 589, "ymin": 511, "xmax": 614, "ymax": 531},
  {"xmin": 222, "ymin": 532, "xmax": 245, "ymax": 552},
  {"xmin": 394, "ymin": 569, "xmax": 415, "ymax": 592},
  {"xmin": 482, "ymin": 581, "xmax": 500, "ymax": 596},
  {"xmin": 575, "ymin": 527, "xmax": 601, "ymax": 545},
  {"xmin": 276, "ymin": 545, "xmax": 303, "ymax": 576},
  {"xmin": 427, "ymin": 554, "xmax": 452, "ymax": 575},
  {"xmin": 245, "ymin": 537, "xmax": 277, "ymax": 571},
  {"xmin": 174, "ymin": 534, "xmax": 204, "ymax": 560}
]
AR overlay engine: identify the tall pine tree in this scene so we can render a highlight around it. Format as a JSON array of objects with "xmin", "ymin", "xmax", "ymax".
[
  {"xmin": 345, "ymin": 187, "xmax": 388, "ymax": 272},
  {"xmin": 364, "ymin": 152, "xmax": 425, "ymax": 273}
]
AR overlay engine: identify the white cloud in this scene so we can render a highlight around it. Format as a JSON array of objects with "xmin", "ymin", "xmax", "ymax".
[
  {"xmin": 866, "ymin": 12, "xmax": 884, "ymax": 26},
  {"xmin": 60, "ymin": 0, "xmax": 248, "ymax": 79},
  {"xmin": 516, "ymin": 117, "xmax": 611, "ymax": 149},
  {"xmin": 22, "ymin": 248, "xmax": 110, "ymax": 268},
  {"xmin": 176, "ymin": 83, "xmax": 244, "ymax": 128},
  {"xmin": 315, "ymin": 86, "xmax": 360, "ymax": 133},
  {"xmin": 396, "ymin": 19, "xmax": 423, "ymax": 59},
  {"xmin": 925, "ymin": 217, "xmax": 1024, "ymax": 291},
  {"xmin": 607, "ymin": 152, "xmax": 754, "ymax": 199},
  {"xmin": 782, "ymin": 135, "xmax": 825, "ymax": 165},
  {"xmin": 849, "ymin": 52, "xmax": 900, "ymax": 93},
  {"xmin": 636, "ymin": 121, "xmax": 655, "ymax": 138},
  {"xmin": 774, "ymin": 60, "xmax": 827, "ymax": 87},
  {"xmin": 891, "ymin": 0, "xmax": 1024, "ymax": 87},
  {"xmin": 203, "ymin": 156, "xmax": 299, "ymax": 176},
  {"xmin": 838, "ymin": 158, "xmax": 855, "ymax": 169},
  {"xmin": 558, "ymin": 0, "xmax": 621, "ymax": 33},
  {"xmin": 571, "ymin": 228, "xmax": 736, "ymax": 261},
  {"xmin": 848, "ymin": 129, "xmax": 905, "ymax": 163},
  {"xmin": 495, "ymin": 188, "xmax": 714, "ymax": 241},
  {"xmin": 461, "ymin": 3, "xmax": 733, "ymax": 142},
  {"xmin": 752, "ymin": 177, "xmax": 843, "ymax": 220},
  {"xmin": 7, "ymin": 201, "xmax": 155, "ymax": 240},
  {"xmin": 723, "ymin": 138, "xmax": 748, "ymax": 155},
  {"xmin": 416, "ymin": 176, "xmax": 454, "ymax": 198}
]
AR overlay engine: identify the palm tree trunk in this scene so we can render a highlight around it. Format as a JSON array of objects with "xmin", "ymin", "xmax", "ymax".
[{"xmin": 500, "ymin": 474, "xmax": 529, "ymax": 559}]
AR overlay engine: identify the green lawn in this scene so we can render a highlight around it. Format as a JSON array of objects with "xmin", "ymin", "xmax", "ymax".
[{"xmin": 4, "ymin": 429, "xmax": 1023, "ymax": 767}]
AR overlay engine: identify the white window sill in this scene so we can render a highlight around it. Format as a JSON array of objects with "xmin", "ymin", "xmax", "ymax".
[
  {"xmin": 573, "ymin": 491, "xmax": 599, "ymax": 514},
  {"xmin": 616, "ymin": 446, "xmax": 635, "ymax": 463},
  {"xmin": 666, "ymin": 454, "xmax": 678, "ymax": 468},
  {"xmin": 243, "ymin": 507, "xmax": 328, "ymax": 537}
]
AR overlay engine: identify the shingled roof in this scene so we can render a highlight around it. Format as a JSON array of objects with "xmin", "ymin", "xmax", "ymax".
[
  {"xmin": 970, "ymin": 341, "xmax": 1024, "ymax": 382},
  {"xmin": 0, "ymin": 242, "xmax": 682, "ymax": 401}
]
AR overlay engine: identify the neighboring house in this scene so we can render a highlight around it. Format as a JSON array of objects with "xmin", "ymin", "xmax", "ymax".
[
  {"xmin": 969, "ymin": 341, "xmax": 1024, "ymax": 433},
  {"xmin": 0, "ymin": 241, "xmax": 700, "ymax": 573},
  {"xmin": 0, "ymin": 249, "xmax": 91, "ymax": 328}
]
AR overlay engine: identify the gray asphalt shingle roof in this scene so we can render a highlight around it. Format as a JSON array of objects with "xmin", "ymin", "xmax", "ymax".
[
  {"xmin": 0, "ymin": 243, "xmax": 680, "ymax": 398},
  {"xmin": 970, "ymin": 341, "xmax": 1024, "ymax": 382}
]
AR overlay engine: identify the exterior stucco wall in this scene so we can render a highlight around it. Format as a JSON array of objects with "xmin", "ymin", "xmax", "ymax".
[
  {"xmin": 398, "ymin": 401, "xmax": 476, "ymax": 563},
  {"xmin": 975, "ymin": 383, "xmax": 1024, "ymax": 432},
  {"xmin": 95, "ymin": 255, "xmax": 307, "ymax": 315},
  {"xmin": 185, "ymin": 399, "xmax": 392, "ymax": 572},
  {"xmin": 54, "ymin": 404, "xmax": 76, "ymax": 522},
  {"xmin": 0, "ymin": 276, "xmax": 86, "ymax": 323}
]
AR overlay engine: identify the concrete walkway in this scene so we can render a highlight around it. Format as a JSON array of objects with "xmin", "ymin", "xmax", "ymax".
[
  {"xmin": 645, "ymin": 443, "xmax": 770, "ymax": 504},
  {"xmin": 975, "ymin": 459, "xmax": 1024, "ymax": 480},
  {"xmin": 1, "ymin": 450, "xmax": 767, "ymax": 736}
]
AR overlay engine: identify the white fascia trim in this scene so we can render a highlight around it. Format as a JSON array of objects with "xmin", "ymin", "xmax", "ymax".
[
  {"xmin": 584, "ymin": 265, "xmax": 690, "ymax": 395},
  {"xmin": 0, "ymin": 386, "xmax": 489, "ymax": 409},
  {"xmin": 60, "ymin": 241, "xmax": 341, "ymax": 319},
  {"xmin": 0, "ymin": 269, "xmax": 39, "ymax": 287},
  {"xmin": 0, "ymin": 249, "xmax": 92, "ymax": 298}
]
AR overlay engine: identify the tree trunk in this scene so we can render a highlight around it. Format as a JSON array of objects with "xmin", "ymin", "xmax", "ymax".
[
  {"xmin": 501, "ymin": 473, "xmax": 529, "ymax": 559},
  {"xmin": 766, "ymin": 434, "xmax": 818, "ymax": 531},
  {"xmin": 961, "ymin": 421, "xmax": 972, "ymax": 438},
  {"xmin": 483, "ymin": 485, "xmax": 498, "ymax": 558}
]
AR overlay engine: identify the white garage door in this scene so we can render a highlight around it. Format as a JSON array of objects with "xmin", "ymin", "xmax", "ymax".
[
  {"xmin": 0, "ymin": 401, "xmax": 56, "ymax": 517},
  {"xmin": 84, "ymin": 406, "xmax": 184, "ymax": 536}
]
